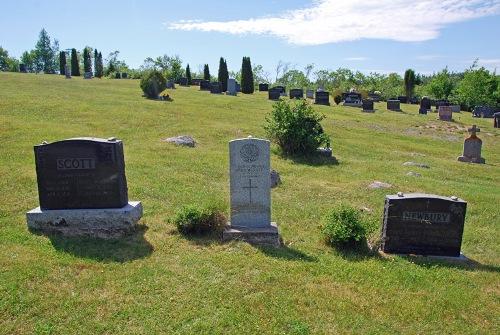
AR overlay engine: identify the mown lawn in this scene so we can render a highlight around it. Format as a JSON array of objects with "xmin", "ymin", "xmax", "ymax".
[{"xmin": 0, "ymin": 72, "xmax": 499, "ymax": 334}]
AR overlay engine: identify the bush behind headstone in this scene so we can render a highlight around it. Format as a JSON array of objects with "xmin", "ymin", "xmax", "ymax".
[{"xmin": 140, "ymin": 70, "xmax": 167, "ymax": 99}]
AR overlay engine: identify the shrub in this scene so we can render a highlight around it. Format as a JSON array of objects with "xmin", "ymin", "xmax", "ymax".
[
  {"xmin": 140, "ymin": 70, "xmax": 167, "ymax": 99},
  {"xmin": 264, "ymin": 98, "xmax": 330, "ymax": 156},
  {"xmin": 320, "ymin": 205, "xmax": 367, "ymax": 246},
  {"xmin": 172, "ymin": 205, "xmax": 227, "ymax": 235},
  {"xmin": 333, "ymin": 94, "xmax": 342, "ymax": 105}
]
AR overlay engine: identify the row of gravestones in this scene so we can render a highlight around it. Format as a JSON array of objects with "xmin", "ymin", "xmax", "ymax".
[{"xmin": 27, "ymin": 136, "xmax": 473, "ymax": 257}]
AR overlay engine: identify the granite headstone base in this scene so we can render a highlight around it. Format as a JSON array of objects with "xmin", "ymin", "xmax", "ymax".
[
  {"xmin": 457, "ymin": 156, "xmax": 485, "ymax": 164},
  {"xmin": 223, "ymin": 222, "xmax": 282, "ymax": 247},
  {"xmin": 26, "ymin": 201, "xmax": 143, "ymax": 239}
]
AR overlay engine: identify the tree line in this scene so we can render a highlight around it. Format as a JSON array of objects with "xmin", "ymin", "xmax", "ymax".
[{"xmin": 1, "ymin": 28, "xmax": 498, "ymax": 111}]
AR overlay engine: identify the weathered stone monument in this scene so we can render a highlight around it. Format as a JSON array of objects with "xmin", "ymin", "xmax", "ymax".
[
  {"xmin": 342, "ymin": 93, "xmax": 362, "ymax": 106},
  {"xmin": 315, "ymin": 91, "xmax": 330, "ymax": 105},
  {"xmin": 457, "ymin": 125, "xmax": 485, "ymax": 163},
  {"xmin": 167, "ymin": 79, "xmax": 176, "ymax": 89},
  {"xmin": 381, "ymin": 193, "xmax": 467, "ymax": 257},
  {"xmin": 83, "ymin": 72, "xmax": 92, "ymax": 79},
  {"xmin": 419, "ymin": 97, "xmax": 431, "ymax": 114},
  {"xmin": 223, "ymin": 136, "xmax": 281, "ymax": 246},
  {"xmin": 26, "ymin": 137, "xmax": 143, "ymax": 238},
  {"xmin": 226, "ymin": 78, "xmax": 237, "ymax": 96},
  {"xmin": 289, "ymin": 89, "xmax": 304, "ymax": 99},
  {"xmin": 438, "ymin": 106, "xmax": 454, "ymax": 121},
  {"xmin": 65, "ymin": 64, "xmax": 71, "ymax": 79}
]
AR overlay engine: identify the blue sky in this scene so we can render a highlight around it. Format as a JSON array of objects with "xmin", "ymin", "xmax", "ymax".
[{"xmin": 1, "ymin": 0, "xmax": 499, "ymax": 79}]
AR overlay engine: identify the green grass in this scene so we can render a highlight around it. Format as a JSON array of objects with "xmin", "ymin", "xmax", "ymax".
[{"xmin": 0, "ymin": 72, "xmax": 499, "ymax": 334}]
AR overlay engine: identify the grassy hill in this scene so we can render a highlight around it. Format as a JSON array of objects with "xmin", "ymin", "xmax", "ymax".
[{"xmin": 0, "ymin": 72, "xmax": 498, "ymax": 334}]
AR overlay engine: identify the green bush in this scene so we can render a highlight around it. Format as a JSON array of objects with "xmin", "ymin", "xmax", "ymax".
[
  {"xmin": 140, "ymin": 70, "xmax": 167, "ymax": 99},
  {"xmin": 320, "ymin": 205, "xmax": 367, "ymax": 246},
  {"xmin": 172, "ymin": 205, "xmax": 227, "ymax": 235},
  {"xmin": 264, "ymin": 98, "xmax": 330, "ymax": 156},
  {"xmin": 333, "ymin": 94, "xmax": 342, "ymax": 105}
]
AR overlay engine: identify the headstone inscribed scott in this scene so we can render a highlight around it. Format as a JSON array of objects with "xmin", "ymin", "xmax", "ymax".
[
  {"xmin": 229, "ymin": 137, "xmax": 271, "ymax": 228},
  {"xmin": 457, "ymin": 125, "xmax": 485, "ymax": 163},
  {"xmin": 315, "ymin": 91, "xmax": 330, "ymax": 105},
  {"xmin": 289, "ymin": 89, "xmax": 304, "ymax": 99},
  {"xmin": 34, "ymin": 138, "xmax": 128, "ymax": 210},
  {"xmin": 381, "ymin": 193, "xmax": 467, "ymax": 257},
  {"xmin": 438, "ymin": 106, "xmax": 454, "ymax": 121}
]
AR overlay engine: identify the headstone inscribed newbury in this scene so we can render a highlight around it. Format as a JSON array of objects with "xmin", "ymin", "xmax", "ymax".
[
  {"xmin": 224, "ymin": 137, "xmax": 280, "ymax": 246},
  {"xmin": 27, "ymin": 137, "xmax": 142, "ymax": 238},
  {"xmin": 381, "ymin": 193, "xmax": 467, "ymax": 257}
]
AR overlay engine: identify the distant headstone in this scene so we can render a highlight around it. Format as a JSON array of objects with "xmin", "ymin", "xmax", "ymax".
[
  {"xmin": 83, "ymin": 72, "xmax": 92, "ymax": 79},
  {"xmin": 315, "ymin": 91, "xmax": 330, "ymax": 105},
  {"xmin": 27, "ymin": 137, "xmax": 142, "ymax": 238},
  {"xmin": 420, "ymin": 97, "xmax": 431, "ymax": 110},
  {"xmin": 438, "ymin": 106, "xmax": 454, "ymax": 121},
  {"xmin": 167, "ymin": 79, "xmax": 176, "ymax": 89},
  {"xmin": 268, "ymin": 88, "xmax": 281, "ymax": 100},
  {"xmin": 387, "ymin": 100, "xmax": 402, "ymax": 111},
  {"xmin": 192, "ymin": 78, "xmax": 202, "ymax": 86},
  {"xmin": 289, "ymin": 89, "xmax": 304, "ymax": 99},
  {"xmin": 473, "ymin": 106, "xmax": 496, "ymax": 118},
  {"xmin": 451, "ymin": 105, "xmax": 461, "ymax": 113},
  {"xmin": 121, "ymin": 73, "xmax": 127, "ymax": 79},
  {"xmin": 368, "ymin": 94, "xmax": 380, "ymax": 102},
  {"xmin": 410, "ymin": 96, "xmax": 419, "ymax": 104},
  {"xmin": 235, "ymin": 83, "xmax": 241, "ymax": 92},
  {"xmin": 115, "ymin": 73, "xmax": 121, "ymax": 79},
  {"xmin": 178, "ymin": 77, "xmax": 188, "ymax": 86},
  {"xmin": 435, "ymin": 99, "xmax": 450, "ymax": 111},
  {"xmin": 418, "ymin": 108, "xmax": 428, "ymax": 115},
  {"xmin": 223, "ymin": 137, "xmax": 281, "ymax": 246},
  {"xmin": 398, "ymin": 96, "xmax": 408, "ymax": 104},
  {"xmin": 20, "ymin": 64, "xmax": 27, "ymax": 73},
  {"xmin": 362, "ymin": 99, "xmax": 375, "ymax": 113},
  {"xmin": 226, "ymin": 78, "xmax": 237, "ymax": 96},
  {"xmin": 65, "ymin": 64, "xmax": 71, "ymax": 79},
  {"xmin": 381, "ymin": 193, "xmax": 467, "ymax": 257},
  {"xmin": 457, "ymin": 125, "xmax": 485, "ymax": 163},
  {"xmin": 200, "ymin": 80, "xmax": 210, "ymax": 91},
  {"xmin": 259, "ymin": 83, "xmax": 269, "ymax": 91},
  {"xmin": 494, "ymin": 112, "xmax": 500, "ymax": 128},
  {"xmin": 306, "ymin": 89, "xmax": 314, "ymax": 99},
  {"xmin": 317, "ymin": 86, "xmax": 325, "ymax": 92},
  {"xmin": 210, "ymin": 82, "xmax": 222, "ymax": 94},
  {"xmin": 342, "ymin": 93, "xmax": 362, "ymax": 106}
]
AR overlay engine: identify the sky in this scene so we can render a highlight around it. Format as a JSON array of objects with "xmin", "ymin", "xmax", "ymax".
[{"xmin": 1, "ymin": 0, "xmax": 500, "ymax": 80}]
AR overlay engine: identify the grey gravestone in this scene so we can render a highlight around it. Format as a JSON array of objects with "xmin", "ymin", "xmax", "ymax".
[
  {"xmin": 438, "ymin": 106, "xmax": 454, "ymax": 121},
  {"xmin": 178, "ymin": 77, "xmax": 188, "ymax": 86},
  {"xmin": 223, "ymin": 137, "xmax": 280, "ymax": 246},
  {"xmin": 451, "ymin": 105, "xmax": 461, "ymax": 113},
  {"xmin": 167, "ymin": 79, "xmax": 176, "ymax": 89},
  {"xmin": 268, "ymin": 88, "xmax": 281, "ymax": 100},
  {"xmin": 259, "ymin": 83, "xmax": 269, "ymax": 91},
  {"xmin": 65, "ymin": 64, "xmax": 71, "ymax": 79},
  {"xmin": 381, "ymin": 193, "xmax": 467, "ymax": 257},
  {"xmin": 387, "ymin": 100, "xmax": 402, "ymax": 111},
  {"xmin": 34, "ymin": 138, "xmax": 128, "ymax": 210},
  {"xmin": 27, "ymin": 137, "xmax": 142, "ymax": 238},
  {"xmin": 362, "ymin": 99, "xmax": 375, "ymax": 113},
  {"xmin": 473, "ymin": 106, "xmax": 496, "ymax": 118},
  {"xmin": 289, "ymin": 89, "xmax": 304, "ymax": 99},
  {"xmin": 210, "ymin": 82, "xmax": 222, "ymax": 94},
  {"xmin": 200, "ymin": 80, "xmax": 210, "ymax": 91},
  {"xmin": 306, "ymin": 89, "xmax": 314, "ymax": 99},
  {"xmin": 457, "ymin": 125, "xmax": 485, "ymax": 163},
  {"xmin": 315, "ymin": 91, "xmax": 330, "ymax": 105},
  {"xmin": 226, "ymin": 78, "xmax": 237, "ymax": 96},
  {"xmin": 83, "ymin": 72, "xmax": 92, "ymax": 79}
]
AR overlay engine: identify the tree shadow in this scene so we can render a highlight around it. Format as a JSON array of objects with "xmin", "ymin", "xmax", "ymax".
[
  {"xmin": 275, "ymin": 151, "xmax": 339, "ymax": 167},
  {"xmin": 34, "ymin": 224, "xmax": 154, "ymax": 263},
  {"xmin": 328, "ymin": 240, "xmax": 376, "ymax": 262},
  {"xmin": 396, "ymin": 254, "xmax": 500, "ymax": 273},
  {"xmin": 255, "ymin": 244, "xmax": 318, "ymax": 262}
]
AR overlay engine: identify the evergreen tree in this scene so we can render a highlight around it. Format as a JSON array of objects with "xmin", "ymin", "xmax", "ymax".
[
  {"xmin": 59, "ymin": 51, "xmax": 66, "ymax": 75},
  {"xmin": 71, "ymin": 48, "xmax": 80, "ymax": 76},
  {"xmin": 404, "ymin": 69, "xmax": 416, "ymax": 101},
  {"xmin": 240, "ymin": 56, "xmax": 254, "ymax": 94},
  {"xmin": 218, "ymin": 57, "xmax": 229, "ymax": 92},
  {"xmin": 96, "ymin": 52, "xmax": 104, "ymax": 78},
  {"xmin": 34, "ymin": 28, "xmax": 58, "ymax": 73},
  {"xmin": 203, "ymin": 64, "xmax": 210, "ymax": 81},
  {"xmin": 94, "ymin": 49, "xmax": 98, "ymax": 74},
  {"xmin": 186, "ymin": 64, "xmax": 192, "ymax": 85},
  {"xmin": 83, "ymin": 47, "xmax": 92, "ymax": 73}
]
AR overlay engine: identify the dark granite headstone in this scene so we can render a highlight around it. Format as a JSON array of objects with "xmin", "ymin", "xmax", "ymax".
[
  {"xmin": 494, "ymin": 112, "xmax": 500, "ymax": 128},
  {"xmin": 398, "ymin": 96, "xmax": 408, "ymax": 103},
  {"xmin": 289, "ymin": 89, "xmax": 304, "ymax": 99},
  {"xmin": 368, "ymin": 94, "xmax": 380, "ymax": 102},
  {"xmin": 34, "ymin": 138, "xmax": 128, "ymax": 210},
  {"xmin": 273, "ymin": 86, "xmax": 286, "ymax": 94},
  {"xmin": 420, "ymin": 97, "xmax": 431, "ymax": 110},
  {"xmin": 210, "ymin": 82, "xmax": 222, "ymax": 94},
  {"xmin": 362, "ymin": 99, "xmax": 374, "ymax": 112},
  {"xmin": 192, "ymin": 78, "xmax": 203, "ymax": 86},
  {"xmin": 410, "ymin": 96, "xmax": 419, "ymax": 104},
  {"xmin": 200, "ymin": 80, "xmax": 210, "ymax": 91},
  {"xmin": 20, "ymin": 64, "xmax": 27, "ymax": 73},
  {"xmin": 435, "ymin": 99, "xmax": 450, "ymax": 111},
  {"xmin": 115, "ymin": 73, "xmax": 121, "ymax": 79},
  {"xmin": 83, "ymin": 72, "xmax": 92, "ymax": 79},
  {"xmin": 381, "ymin": 193, "xmax": 467, "ymax": 257},
  {"xmin": 121, "ymin": 73, "xmax": 127, "ymax": 79},
  {"xmin": 419, "ymin": 108, "xmax": 428, "ymax": 115},
  {"xmin": 387, "ymin": 100, "xmax": 402, "ymax": 111},
  {"xmin": 178, "ymin": 77, "xmax": 188, "ymax": 86},
  {"xmin": 473, "ymin": 106, "xmax": 496, "ymax": 118},
  {"xmin": 268, "ymin": 88, "xmax": 281, "ymax": 100},
  {"xmin": 235, "ymin": 83, "xmax": 241, "ymax": 92},
  {"xmin": 315, "ymin": 91, "xmax": 330, "ymax": 105},
  {"xmin": 259, "ymin": 83, "xmax": 269, "ymax": 91}
]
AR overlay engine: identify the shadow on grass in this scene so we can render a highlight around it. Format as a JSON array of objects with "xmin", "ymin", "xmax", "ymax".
[
  {"xmin": 273, "ymin": 150, "xmax": 339, "ymax": 167},
  {"xmin": 34, "ymin": 224, "xmax": 154, "ymax": 263},
  {"xmin": 255, "ymin": 244, "xmax": 318, "ymax": 262},
  {"xmin": 329, "ymin": 241, "xmax": 376, "ymax": 262},
  {"xmin": 401, "ymin": 255, "xmax": 500, "ymax": 273}
]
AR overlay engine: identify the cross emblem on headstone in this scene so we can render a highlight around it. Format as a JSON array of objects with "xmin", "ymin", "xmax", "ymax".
[
  {"xmin": 242, "ymin": 178, "xmax": 258, "ymax": 203},
  {"xmin": 468, "ymin": 125, "xmax": 480, "ymax": 138}
]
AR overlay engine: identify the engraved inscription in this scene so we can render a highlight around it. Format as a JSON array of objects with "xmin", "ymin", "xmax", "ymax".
[
  {"xmin": 57, "ymin": 158, "xmax": 96, "ymax": 170},
  {"xmin": 402, "ymin": 212, "xmax": 451, "ymax": 223},
  {"xmin": 240, "ymin": 144, "xmax": 259, "ymax": 163}
]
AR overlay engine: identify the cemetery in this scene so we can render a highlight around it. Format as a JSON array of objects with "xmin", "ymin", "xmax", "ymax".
[{"xmin": 0, "ymin": 72, "xmax": 499, "ymax": 334}]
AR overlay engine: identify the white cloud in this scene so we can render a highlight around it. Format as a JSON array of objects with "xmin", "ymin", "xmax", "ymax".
[
  {"xmin": 344, "ymin": 57, "xmax": 370, "ymax": 61},
  {"xmin": 415, "ymin": 55, "xmax": 444, "ymax": 61},
  {"xmin": 166, "ymin": 0, "xmax": 500, "ymax": 45}
]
